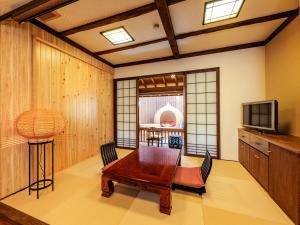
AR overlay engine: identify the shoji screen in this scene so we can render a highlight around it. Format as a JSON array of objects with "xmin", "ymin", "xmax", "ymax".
[
  {"xmin": 115, "ymin": 79, "xmax": 137, "ymax": 149},
  {"xmin": 185, "ymin": 69, "xmax": 219, "ymax": 158}
]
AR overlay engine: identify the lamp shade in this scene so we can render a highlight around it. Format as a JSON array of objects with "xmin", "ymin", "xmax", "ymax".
[{"xmin": 16, "ymin": 109, "xmax": 65, "ymax": 141}]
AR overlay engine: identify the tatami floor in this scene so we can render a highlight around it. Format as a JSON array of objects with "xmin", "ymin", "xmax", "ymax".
[{"xmin": 1, "ymin": 149, "xmax": 294, "ymax": 225}]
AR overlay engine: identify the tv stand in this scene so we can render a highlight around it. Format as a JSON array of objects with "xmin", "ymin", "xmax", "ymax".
[{"xmin": 238, "ymin": 128, "xmax": 300, "ymax": 225}]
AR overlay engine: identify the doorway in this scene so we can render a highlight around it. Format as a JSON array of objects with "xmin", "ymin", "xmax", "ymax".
[{"xmin": 138, "ymin": 74, "xmax": 185, "ymax": 148}]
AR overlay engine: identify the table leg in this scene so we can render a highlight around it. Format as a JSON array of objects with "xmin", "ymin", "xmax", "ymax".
[
  {"xmin": 160, "ymin": 188, "xmax": 172, "ymax": 215},
  {"xmin": 101, "ymin": 175, "xmax": 114, "ymax": 197}
]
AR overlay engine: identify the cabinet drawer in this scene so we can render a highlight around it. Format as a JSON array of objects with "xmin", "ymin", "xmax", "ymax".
[
  {"xmin": 250, "ymin": 136, "xmax": 269, "ymax": 155},
  {"xmin": 239, "ymin": 129, "xmax": 250, "ymax": 143}
]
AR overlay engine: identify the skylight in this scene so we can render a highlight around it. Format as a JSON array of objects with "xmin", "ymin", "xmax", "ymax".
[
  {"xmin": 101, "ymin": 27, "xmax": 134, "ymax": 45},
  {"xmin": 204, "ymin": 0, "xmax": 244, "ymax": 24}
]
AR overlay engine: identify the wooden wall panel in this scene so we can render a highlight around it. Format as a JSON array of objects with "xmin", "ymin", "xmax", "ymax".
[
  {"xmin": 0, "ymin": 21, "xmax": 32, "ymax": 198},
  {"xmin": 0, "ymin": 20, "xmax": 114, "ymax": 198}
]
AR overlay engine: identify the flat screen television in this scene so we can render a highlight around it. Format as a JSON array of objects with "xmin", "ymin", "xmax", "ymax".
[{"xmin": 242, "ymin": 100, "xmax": 278, "ymax": 132}]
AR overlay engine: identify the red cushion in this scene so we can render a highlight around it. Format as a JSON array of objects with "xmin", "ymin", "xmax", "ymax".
[
  {"xmin": 102, "ymin": 159, "xmax": 119, "ymax": 172},
  {"xmin": 174, "ymin": 167, "xmax": 204, "ymax": 188}
]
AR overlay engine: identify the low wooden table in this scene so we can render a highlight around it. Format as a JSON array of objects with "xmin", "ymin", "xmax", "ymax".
[{"xmin": 101, "ymin": 146, "xmax": 181, "ymax": 214}]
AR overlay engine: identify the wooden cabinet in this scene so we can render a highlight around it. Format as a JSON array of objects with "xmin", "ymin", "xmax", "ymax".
[
  {"xmin": 238, "ymin": 140, "xmax": 249, "ymax": 170},
  {"xmin": 257, "ymin": 150, "xmax": 269, "ymax": 190},
  {"xmin": 269, "ymin": 144, "xmax": 299, "ymax": 224},
  {"xmin": 247, "ymin": 146, "xmax": 268, "ymax": 190},
  {"xmin": 238, "ymin": 128, "xmax": 300, "ymax": 225}
]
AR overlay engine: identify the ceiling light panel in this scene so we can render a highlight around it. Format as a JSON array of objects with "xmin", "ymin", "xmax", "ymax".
[
  {"xmin": 101, "ymin": 27, "xmax": 134, "ymax": 45},
  {"xmin": 204, "ymin": 0, "xmax": 244, "ymax": 24}
]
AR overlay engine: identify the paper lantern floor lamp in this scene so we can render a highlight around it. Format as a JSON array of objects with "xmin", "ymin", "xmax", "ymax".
[{"xmin": 16, "ymin": 109, "xmax": 65, "ymax": 199}]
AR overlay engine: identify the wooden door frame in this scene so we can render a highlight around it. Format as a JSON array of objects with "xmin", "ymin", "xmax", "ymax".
[
  {"xmin": 113, "ymin": 67, "xmax": 220, "ymax": 159},
  {"xmin": 183, "ymin": 67, "xmax": 220, "ymax": 159}
]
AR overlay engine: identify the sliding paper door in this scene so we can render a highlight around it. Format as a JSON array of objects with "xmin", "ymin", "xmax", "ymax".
[
  {"xmin": 115, "ymin": 79, "xmax": 137, "ymax": 149},
  {"xmin": 185, "ymin": 69, "xmax": 220, "ymax": 158}
]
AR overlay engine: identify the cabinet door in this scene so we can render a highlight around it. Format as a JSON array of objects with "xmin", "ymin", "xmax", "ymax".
[
  {"xmin": 238, "ymin": 140, "xmax": 244, "ymax": 165},
  {"xmin": 269, "ymin": 144, "xmax": 299, "ymax": 223},
  {"xmin": 257, "ymin": 151, "xmax": 268, "ymax": 190},
  {"xmin": 249, "ymin": 146, "xmax": 259, "ymax": 178},
  {"xmin": 239, "ymin": 140, "xmax": 249, "ymax": 170}
]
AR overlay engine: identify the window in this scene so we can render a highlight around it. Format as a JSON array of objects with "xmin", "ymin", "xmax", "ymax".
[
  {"xmin": 101, "ymin": 27, "xmax": 134, "ymax": 45},
  {"xmin": 204, "ymin": 0, "xmax": 244, "ymax": 24}
]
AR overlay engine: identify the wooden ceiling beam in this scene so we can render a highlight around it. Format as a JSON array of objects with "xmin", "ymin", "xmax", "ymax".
[
  {"xmin": 95, "ymin": 9, "xmax": 298, "ymax": 55},
  {"xmin": 173, "ymin": 75, "xmax": 178, "ymax": 86},
  {"xmin": 61, "ymin": 0, "xmax": 185, "ymax": 36},
  {"xmin": 176, "ymin": 9, "xmax": 299, "ymax": 40},
  {"xmin": 95, "ymin": 38, "xmax": 168, "ymax": 55},
  {"xmin": 151, "ymin": 78, "xmax": 156, "ymax": 87},
  {"xmin": 0, "ymin": 0, "xmax": 49, "ymax": 22},
  {"xmin": 162, "ymin": 76, "xmax": 166, "ymax": 87},
  {"xmin": 114, "ymin": 41, "xmax": 265, "ymax": 67},
  {"xmin": 139, "ymin": 86, "xmax": 183, "ymax": 93},
  {"xmin": 17, "ymin": 0, "xmax": 79, "ymax": 23},
  {"xmin": 155, "ymin": 0, "xmax": 179, "ymax": 58},
  {"xmin": 264, "ymin": 9, "xmax": 299, "ymax": 44}
]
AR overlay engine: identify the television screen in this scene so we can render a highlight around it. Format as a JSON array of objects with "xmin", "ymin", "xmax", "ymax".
[{"xmin": 242, "ymin": 100, "xmax": 278, "ymax": 131}]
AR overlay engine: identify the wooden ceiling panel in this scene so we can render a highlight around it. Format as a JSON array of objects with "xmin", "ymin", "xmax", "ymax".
[
  {"xmin": 177, "ymin": 19, "xmax": 285, "ymax": 54},
  {"xmin": 68, "ymin": 11, "xmax": 166, "ymax": 52},
  {"xmin": 169, "ymin": 0, "xmax": 299, "ymax": 35},
  {"xmin": 42, "ymin": 0, "xmax": 153, "ymax": 32},
  {"xmin": 100, "ymin": 41, "xmax": 172, "ymax": 65},
  {"xmin": 139, "ymin": 74, "xmax": 184, "ymax": 95}
]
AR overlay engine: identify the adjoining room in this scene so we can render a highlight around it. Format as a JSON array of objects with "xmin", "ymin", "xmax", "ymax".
[{"xmin": 0, "ymin": 0, "xmax": 299, "ymax": 225}]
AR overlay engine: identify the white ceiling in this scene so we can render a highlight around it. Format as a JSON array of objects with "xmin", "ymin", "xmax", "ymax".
[
  {"xmin": 177, "ymin": 19, "xmax": 285, "ymax": 54},
  {"xmin": 101, "ymin": 41, "xmax": 172, "ymax": 64},
  {"xmin": 170, "ymin": 0, "xmax": 299, "ymax": 34},
  {"xmin": 0, "ymin": 0, "xmax": 31, "ymax": 15},
  {"xmin": 45, "ymin": 0, "xmax": 153, "ymax": 31},
  {"xmin": 1, "ymin": 0, "xmax": 299, "ymax": 66},
  {"xmin": 68, "ymin": 11, "xmax": 165, "ymax": 52}
]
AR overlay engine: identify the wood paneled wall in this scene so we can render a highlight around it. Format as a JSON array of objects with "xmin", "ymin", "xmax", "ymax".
[
  {"xmin": 0, "ymin": 20, "xmax": 114, "ymax": 198},
  {"xmin": 0, "ymin": 21, "xmax": 32, "ymax": 199}
]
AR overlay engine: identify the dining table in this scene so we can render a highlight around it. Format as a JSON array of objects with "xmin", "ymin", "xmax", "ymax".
[{"xmin": 101, "ymin": 145, "xmax": 181, "ymax": 215}]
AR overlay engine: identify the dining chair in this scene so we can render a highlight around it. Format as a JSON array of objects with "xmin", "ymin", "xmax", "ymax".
[
  {"xmin": 146, "ymin": 127, "xmax": 163, "ymax": 147},
  {"xmin": 172, "ymin": 150, "xmax": 212, "ymax": 195},
  {"xmin": 168, "ymin": 136, "xmax": 183, "ymax": 149},
  {"xmin": 168, "ymin": 136, "xmax": 183, "ymax": 165},
  {"xmin": 100, "ymin": 142, "xmax": 118, "ymax": 170}
]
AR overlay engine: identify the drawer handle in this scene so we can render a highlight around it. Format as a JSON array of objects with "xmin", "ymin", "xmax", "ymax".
[
  {"xmin": 254, "ymin": 155, "xmax": 260, "ymax": 159},
  {"xmin": 255, "ymin": 142, "xmax": 261, "ymax": 146}
]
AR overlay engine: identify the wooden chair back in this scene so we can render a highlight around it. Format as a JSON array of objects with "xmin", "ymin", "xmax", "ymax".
[
  {"xmin": 100, "ymin": 142, "xmax": 118, "ymax": 166},
  {"xmin": 148, "ymin": 127, "xmax": 161, "ymax": 138},
  {"xmin": 201, "ymin": 150, "xmax": 213, "ymax": 183}
]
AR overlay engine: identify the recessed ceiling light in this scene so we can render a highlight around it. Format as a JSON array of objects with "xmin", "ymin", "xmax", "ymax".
[
  {"xmin": 101, "ymin": 27, "xmax": 134, "ymax": 45},
  {"xmin": 204, "ymin": 0, "xmax": 245, "ymax": 24}
]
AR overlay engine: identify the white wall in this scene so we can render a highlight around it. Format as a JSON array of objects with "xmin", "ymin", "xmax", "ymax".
[{"xmin": 115, "ymin": 47, "xmax": 266, "ymax": 160}]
